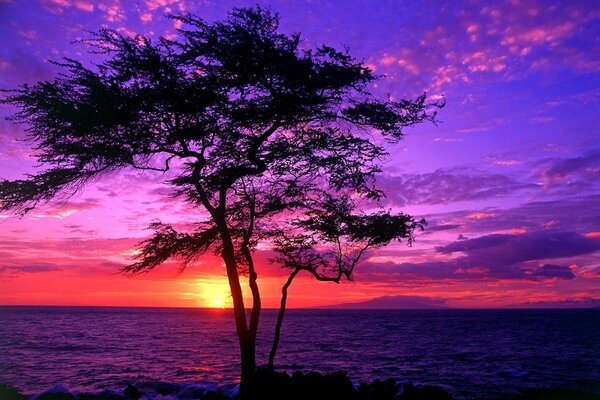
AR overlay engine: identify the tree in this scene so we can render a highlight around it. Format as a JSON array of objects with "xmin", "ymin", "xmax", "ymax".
[
  {"xmin": 0, "ymin": 6, "xmax": 441, "ymax": 395},
  {"xmin": 267, "ymin": 193, "xmax": 425, "ymax": 368}
]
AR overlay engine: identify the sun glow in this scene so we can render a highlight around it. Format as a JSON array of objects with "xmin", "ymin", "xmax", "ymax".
[
  {"xmin": 213, "ymin": 298, "xmax": 225, "ymax": 309},
  {"xmin": 194, "ymin": 277, "xmax": 232, "ymax": 309}
]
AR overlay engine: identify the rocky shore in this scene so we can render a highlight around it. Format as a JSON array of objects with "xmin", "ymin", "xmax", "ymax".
[{"xmin": 2, "ymin": 369, "xmax": 599, "ymax": 400}]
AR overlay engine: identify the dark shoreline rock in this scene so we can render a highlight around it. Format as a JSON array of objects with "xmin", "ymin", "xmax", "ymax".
[
  {"xmin": 0, "ymin": 384, "xmax": 27, "ymax": 400},
  {"xmin": 2, "ymin": 374, "xmax": 600, "ymax": 400}
]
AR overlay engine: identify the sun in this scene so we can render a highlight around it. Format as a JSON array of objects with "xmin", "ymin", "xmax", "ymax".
[
  {"xmin": 213, "ymin": 298, "xmax": 226, "ymax": 309},
  {"xmin": 194, "ymin": 277, "xmax": 231, "ymax": 309}
]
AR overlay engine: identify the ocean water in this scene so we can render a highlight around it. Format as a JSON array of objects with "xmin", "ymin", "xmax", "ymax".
[{"xmin": 0, "ymin": 306, "xmax": 599, "ymax": 399}]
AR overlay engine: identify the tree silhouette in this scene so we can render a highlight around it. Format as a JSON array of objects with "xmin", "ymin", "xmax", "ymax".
[
  {"xmin": 0, "ymin": 6, "xmax": 441, "ymax": 394},
  {"xmin": 267, "ymin": 193, "xmax": 425, "ymax": 368}
]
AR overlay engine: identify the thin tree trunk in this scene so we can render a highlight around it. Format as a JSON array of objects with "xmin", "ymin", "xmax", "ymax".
[
  {"xmin": 242, "ymin": 246, "xmax": 261, "ymax": 396},
  {"xmin": 268, "ymin": 268, "xmax": 300, "ymax": 369},
  {"xmin": 244, "ymin": 248, "xmax": 261, "ymax": 353},
  {"xmin": 240, "ymin": 195, "xmax": 260, "ymax": 394}
]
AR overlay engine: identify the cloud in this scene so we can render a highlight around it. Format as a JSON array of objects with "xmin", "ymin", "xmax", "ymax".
[
  {"xmin": 424, "ymin": 223, "xmax": 462, "ymax": 233},
  {"xmin": 446, "ymin": 195, "xmax": 600, "ymax": 234},
  {"xmin": 98, "ymin": 1, "xmax": 126, "ymax": 22},
  {"xmin": 371, "ymin": 1, "xmax": 600, "ymax": 93},
  {"xmin": 140, "ymin": 12, "xmax": 153, "ymax": 23},
  {"xmin": 31, "ymin": 198, "xmax": 99, "ymax": 219},
  {"xmin": 437, "ymin": 231, "xmax": 600, "ymax": 267},
  {"xmin": 41, "ymin": 0, "xmax": 94, "ymax": 13},
  {"xmin": 379, "ymin": 168, "xmax": 536, "ymax": 206},
  {"xmin": 539, "ymin": 151, "xmax": 600, "ymax": 187},
  {"xmin": 357, "ymin": 231, "xmax": 598, "ymax": 282},
  {"xmin": 0, "ymin": 263, "xmax": 62, "ymax": 273},
  {"xmin": 530, "ymin": 264, "xmax": 575, "ymax": 280},
  {"xmin": 0, "ymin": 49, "xmax": 57, "ymax": 87},
  {"xmin": 144, "ymin": 0, "xmax": 181, "ymax": 11},
  {"xmin": 0, "ymin": 236, "xmax": 138, "ymax": 259}
]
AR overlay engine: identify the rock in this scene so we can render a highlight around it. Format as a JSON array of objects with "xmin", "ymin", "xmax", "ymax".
[
  {"xmin": 148, "ymin": 381, "xmax": 180, "ymax": 396},
  {"xmin": 36, "ymin": 393, "xmax": 76, "ymax": 400},
  {"xmin": 201, "ymin": 388, "xmax": 229, "ymax": 400},
  {"xmin": 399, "ymin": 384, "xmax": 453, "ymax": 400},
  {"xmin": 512, "ymin": 388, "xmax": 600, "ymax": 400},
  {"xmin": 123, "ymin": 385, "xmax": 142, "ymax": 400},
  {"xmin": 252, "ymin": 367, "xmax": 292, "ymax": 398},
  {"xmin": 178, "ymin": 385, "xmax": 208, "ymax": 399},
  {"xmin": 0, "ymin": 384, "xmax": 27, "ymax": 400},
  {"xmin": 357, "ymin": 378, "xmax": 399, "ymax": 400},
  {"xmin": 36, "ymin": 385, "xmax": 76, "ymax": 400},
  {"xmin": 250, "ymin": 369, "xmax": 358, "ymax": 400},
  {"xmin": 76, "ymin": 392, "xmax": 124, "ymax": 400}
]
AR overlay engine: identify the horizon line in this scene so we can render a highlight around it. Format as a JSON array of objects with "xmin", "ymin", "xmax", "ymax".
[{"xmin": 1, "ymin": 304, "xmax": 598, "ymax": 310}]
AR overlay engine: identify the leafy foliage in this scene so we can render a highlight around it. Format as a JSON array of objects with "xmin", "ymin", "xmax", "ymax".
[
  {"xmin": 125, "ymin": 221, "xmax": 220, "ymax": 274},
  {"xmin": 272, "ymin": 194, "xmax": 425, "ymax": 281}
]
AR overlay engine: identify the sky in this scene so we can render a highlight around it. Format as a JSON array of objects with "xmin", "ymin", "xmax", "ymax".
[{"xmin": 0, "ymin": 0, "xmax": 599, "ymax": 309}]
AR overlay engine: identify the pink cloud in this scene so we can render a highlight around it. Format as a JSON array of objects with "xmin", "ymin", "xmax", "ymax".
[
  {"xmin": 98, "ymin": 1, "xmax": 125, "ymax": 22},
  {"xmin": 371, "ymin": 1, "xmax": 600, "ymax": 93},
  {"xmin": 501, "ymin": 22, "xmax": 576, "ymax": 49},
  {"xmin": 29, "ymin": 199, "xmax": 100, "ymax": 219},
  {"xmin": 41, "ymin": 0, "xmax": 94, "ymax": 13},
  {"xmin": 492, "ymin": 160, "xmax": 520, "ymax": 166},
  {"xmin": 465, "ymin": 212, "xmax": 496, "ymax": 220},
  {"xmin": 74, "ymin": 0, "xmax": 94, "ymax": 12},
  {"xmin": 529, "ymin": 116, "xmax": 555, "ymax": 123},
  {"xmin": 379, "ymin": 55, "xmax": 396, "ymax": 66},
  {"xmin": 140, "ymin": 12, "xmax": 153, "ymax": 23},
  {"xmin": 144, "ymin": 0, "xmax": 181, "ymax": 11},
  {"xmin": 17, "ymin": 29, "xmax": 37, "ymax": 40}
]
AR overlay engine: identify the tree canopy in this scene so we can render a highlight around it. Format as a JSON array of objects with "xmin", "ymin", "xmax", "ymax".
[{"xmin": 0, "ymin": 6, "xmax": 442, "ymax": 394}]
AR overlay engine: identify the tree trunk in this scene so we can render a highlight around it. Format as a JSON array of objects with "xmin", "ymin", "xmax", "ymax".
[
  {"xmin": 242, "ymin": 245, "xmax": 261, "ymax": 354},
  {"xmin": 269, "ymin": 268, "xmax": 299, "ymax": 369},
  {"xmin": 239, "ymin": 334, "xmax": 256, "ymax": 396},
  {"xmin": 243, "ymin": 246, "xmax": 261, "ymax": 396},
  {"xmin": 216, "ymin": 218, "xmax": 256, "ymax": 396},
  {"xmin": 222, "ymin": 249, "xmax": 255, "ymax": 394}
]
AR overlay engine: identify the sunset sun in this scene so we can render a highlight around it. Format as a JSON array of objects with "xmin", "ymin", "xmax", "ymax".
[
  {"xmin": 194, "ymin": 277, "xmax": 231, "ymax": 309},
  {"xmin": 212, "ymin": 299, "xmax": 225, "ymax": 309}
]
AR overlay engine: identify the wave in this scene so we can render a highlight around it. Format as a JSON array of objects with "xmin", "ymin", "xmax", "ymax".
[{"xmin": 21, "ymin": 381, "xmax": 240, "ymax": 400}]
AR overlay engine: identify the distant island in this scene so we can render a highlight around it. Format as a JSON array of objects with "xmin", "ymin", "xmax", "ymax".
[
  {"xmin": 318, "ymin": 295, "xmax": 451, "ymax": 309},
  {"xmin": 318, "ymin": 295, "xmax": 600, "ymax": 309},
  {"xmin": 503, "ymin": 298, "xmax": 600, "ymax": 309}
]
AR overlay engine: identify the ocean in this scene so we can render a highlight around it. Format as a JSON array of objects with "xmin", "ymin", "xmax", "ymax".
[{"xmin": 0, "ymin": 306, "xmax": 598, "ymax": 399}]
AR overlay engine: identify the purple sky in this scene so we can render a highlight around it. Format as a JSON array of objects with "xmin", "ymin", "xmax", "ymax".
[{"xmin": 0, "ymin": 0, "xmax": 599, "ymax": 308}]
